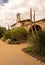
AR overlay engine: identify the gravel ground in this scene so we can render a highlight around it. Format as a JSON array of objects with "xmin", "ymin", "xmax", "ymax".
[{"xmin": 0, "ymin": 40, "xmax": 44, "ymax": 65}]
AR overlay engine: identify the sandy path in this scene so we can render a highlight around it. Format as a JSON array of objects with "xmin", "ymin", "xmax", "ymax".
[{"xmin": 0, "ymin": 40, "xmax": 44, "ymax": 65}]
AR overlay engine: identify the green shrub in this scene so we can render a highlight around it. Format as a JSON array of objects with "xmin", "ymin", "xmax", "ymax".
[
  {"xmin": 3, "ymin": 27, "xmax": 28, "ymax": 44},
  {"xmin": 11, "ymin": 27, "xmax": 28, "ymax": 42},
  {"xmin": 0, "ymin": 27, "xmax": 6, "ymax": 38},
  {"xmin": 40, "ymin": 47, "xmax": 45, "ymax": 56},
  {"xmin": 28, "ymin": 30, "xmax": 45, "ymax": 56},
  {"xmin": 7, "ymin": 39, "xmax": 15, "ymax": 44},
  {"xmin": 1, "ymin": 37, "xmax": 6, "ymax": 41},
  {"xmin": 3, "ymin": 30, "xmax": 11, "ymax": 40}
]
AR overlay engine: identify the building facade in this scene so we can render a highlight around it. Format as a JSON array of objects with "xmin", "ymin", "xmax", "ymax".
[{"xmin": 10, "ymin": 12, "xmax": 45, "ymax": 32}]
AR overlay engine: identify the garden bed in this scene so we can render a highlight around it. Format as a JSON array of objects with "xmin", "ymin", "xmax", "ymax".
[{"xmin": 22, "ymin": 47, "xmax": 45, "ymax": 63}]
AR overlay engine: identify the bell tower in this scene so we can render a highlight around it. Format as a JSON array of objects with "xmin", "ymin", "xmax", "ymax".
[{"xmin": 16, "ymin": 13, "xmax": 21, "ymax": 23}]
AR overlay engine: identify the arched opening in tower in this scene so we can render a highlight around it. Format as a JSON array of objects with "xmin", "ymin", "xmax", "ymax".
[{"xmin": 29, "ymin": 25, "xmax": 42, "ymax": 33}]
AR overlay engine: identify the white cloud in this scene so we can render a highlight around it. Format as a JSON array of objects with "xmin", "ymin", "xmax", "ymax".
[{"xmin": 0, "ymin": 0, "xmax": 45, "ymax": 28}]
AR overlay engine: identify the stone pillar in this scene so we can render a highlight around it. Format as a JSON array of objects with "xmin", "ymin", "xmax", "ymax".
[
  {"xmin": 8, "ymin": 25, "xmax": 10, "ymax": 30},
  {"xmin": 33, "ymin": 10, "xmax": 37, "ymax": 34},
  {"xmin": 30, "ymin": 8, "xmax": 34, "ymax": 34},
  {"xmin": 30, "ymin": 8, "xmax": 32, "ymax": 21}
]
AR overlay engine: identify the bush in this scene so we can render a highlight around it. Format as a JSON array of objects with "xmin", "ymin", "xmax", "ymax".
[
  {"xmin": 28, "ymin": 30, "xmax": 45, "ymax": 56},
  {"xmin": 11, "ymin": 27, "xmax": 28, "ymax": 42},
  {"xmin": 40, "ymin": 47, "xmax": 45, "ymax": 56},
  {"xmin": 1, "ymin": 37, "xmax": 6, "ymax": 41},
  {"xmin": 6, "ymin": 39, "xmax": 15, "ymax": 44},
  {"xmin": 3, "ymin": 30, "xmax": 11, "ymax": 40},
  {"xmin": 3, "ymin": 27, "xmax": 28, "ymax": 44},
  {"xmin": 0, "ymin": 27, "xmax": 6, "ymax": 38}
]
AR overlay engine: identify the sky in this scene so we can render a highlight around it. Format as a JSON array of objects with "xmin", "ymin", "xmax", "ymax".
[{"xmin": 0, "ymin": 0, "xmax": 45, "ymax": 28}]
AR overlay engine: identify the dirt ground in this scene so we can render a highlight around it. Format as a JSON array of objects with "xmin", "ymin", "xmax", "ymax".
[{"xmin": 0, "ymin": 40, "xmax": 45, "ymax": 65}]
